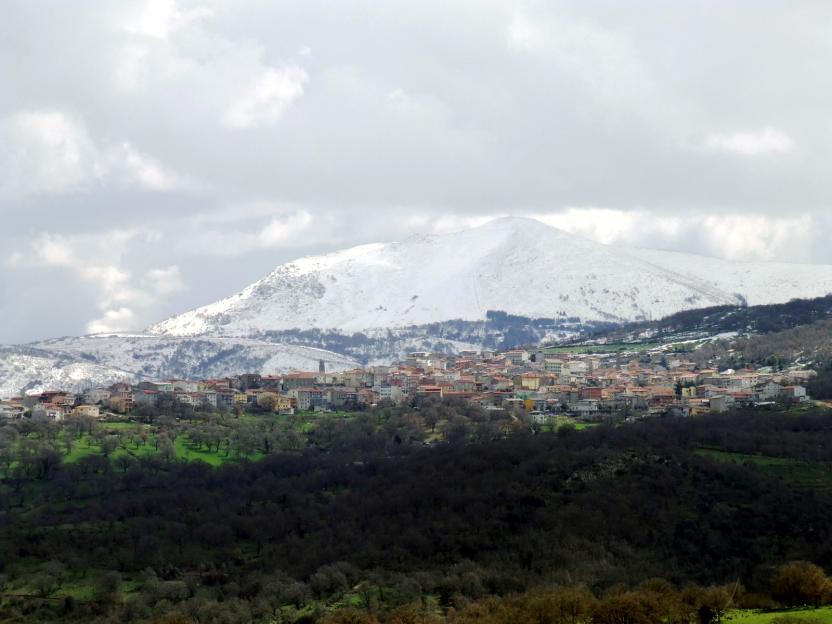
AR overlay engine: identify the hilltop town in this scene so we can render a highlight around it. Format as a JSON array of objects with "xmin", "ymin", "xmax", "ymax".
[{"xmin": 0, "ymin": 346, "xmax": 814, "ymax": 424}]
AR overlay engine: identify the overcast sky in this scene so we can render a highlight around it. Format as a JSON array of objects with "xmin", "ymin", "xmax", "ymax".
[{"xmin": 1, "ymin": 1, "xmax": 831, "ymax": 343}]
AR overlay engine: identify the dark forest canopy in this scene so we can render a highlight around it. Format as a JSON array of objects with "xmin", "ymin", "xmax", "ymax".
[
  {"xmin": 581, "ymin": 294, "xmax": 832, "ymax": 344},
  {"xmin": 2, "ymin": 407, "xmax": 832, "ymax": 622}
]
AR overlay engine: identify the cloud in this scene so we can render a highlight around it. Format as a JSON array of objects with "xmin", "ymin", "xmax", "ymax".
[
  {"xmin": 145, "ymin": 266, "xmax": 184, "ymax": 295},
  {"xmin": 86, "ymin": 308, "xmax": 138, "ymax": 335},
  {"xmin": 181, "ymin": 209, "xmax": 327, "ymax": 256},
  {"xmin": 0, "ymin": 111, "xmax": 188, "ymax": 196},
  {"xmin": 1, "ymin": 111, "xmax": 103, "ymax": 195},
  {"xmin": 705, "ymin": 127, "xmax": 795, "ymax": 156},
  {"xmin": 2, "ymin": 1, "xmax": 832, "ymax": 342},
  {"xmin": 405, "ymin": 214, "xmax": 500, "ymax": 235},
  {"xmin": 505, "ymin": 8, "xmax": 658, "ymax": 108},
  {"xmin": 6, "ymin": 228, "xmax": 181, "ymax": 335},
  {"xmin": 123, "ymin": 0, "xmax": 212, "ymax": 39},
  {"xmin": 507, "ymin": 11, "xmax": 545, "ymax": 52},
  {"xmin": 119, "ymin": 142, "xmax": 184, "ymax": 190},
  {"xmin": 532, "ymin": 208, "xmax": 815, "ymax": 262},
  {"xmin": 223, "ymin": 66, "xmax": 309, "ymax": 129}
]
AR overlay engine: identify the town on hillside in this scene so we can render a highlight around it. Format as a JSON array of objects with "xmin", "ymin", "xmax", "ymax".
[{"xmin": 0, "ymin": 347, "xmax": 814, "ymax": 424}]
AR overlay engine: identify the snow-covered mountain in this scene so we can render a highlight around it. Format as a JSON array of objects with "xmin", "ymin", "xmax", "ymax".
[
  {"xmin": 0, "ymin": 345, "xmax": 133, "ymax": 398},
  {"xmin": 6, "ymin": 217, "xmax": 832, "ymax": 397},
  {"xmin": 149, "ymin": 217, "xmax": 832, "ymax": 337},
  {"xmin": 0, "ymin": 336, "xmax": 358, "ymax": 398}
]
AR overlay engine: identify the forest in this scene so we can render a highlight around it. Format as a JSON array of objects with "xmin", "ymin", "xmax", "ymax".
[
  {"xmin": 587, "ymin": 295, "xmax": 832, "ymax": 343},
  {"xmin": 1, "ymin": 405, "xmax": 832, "ymax": 623}
]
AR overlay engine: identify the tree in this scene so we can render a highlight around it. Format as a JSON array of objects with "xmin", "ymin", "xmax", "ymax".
[
  {"xmin": 95, "ymin": 570, "xmax": 122, "ymax": 605},
  {"xmin": 157, "ymin": 434, "xmax": 176, "ymax": 462},
  {"xmin": 772, "ymin": 561, "xmax": 830, "ymax": 608},
  {"xmin": 100, "ymin": 435, "xmax": 120, "ymax": 457},
  {"xmin": 257, "ymin": 393, "xmax": 278, "ymax": 412}
]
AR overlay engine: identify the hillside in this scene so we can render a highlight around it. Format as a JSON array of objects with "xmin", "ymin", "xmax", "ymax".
[
  {"xmin": 2, "ymin": 408, "xmax": 832, "ymax": 622},
  {"xmin": 0, "ymin": 336, "xmax": 357, "ymax": 398},
  {"xmin": 149, "ymin": 217, "xmax": 832, "ymax": 338},
  {"xmin": 581, "ymin": 294, "xmax": 832, "ymax": 344}
]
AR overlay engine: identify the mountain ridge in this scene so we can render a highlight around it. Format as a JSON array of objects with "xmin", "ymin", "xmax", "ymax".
[{"xmin": 148, "ymin": 217, "xmax": 832, "ymax": 337}]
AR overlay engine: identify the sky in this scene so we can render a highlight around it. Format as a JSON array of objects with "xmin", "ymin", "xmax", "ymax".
[{"xmin": 1, "ymin": 0, "xmax": 832, "ymax": 343}]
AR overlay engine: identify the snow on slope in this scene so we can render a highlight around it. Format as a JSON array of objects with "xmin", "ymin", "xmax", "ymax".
[
  {"xmin": 31, "ymin": 335, "xmax": 358, "ymax": 379},
  {"xmin": 149, "ymin": 217, "xmax": 832, "ymax": 338},
  {"xmin": 0, "ymin": 345, "xmax": 132, "ymax": 398},
  {"xmin": 0, "ymin": 336, "xmax": 358, "ymax": 399}
]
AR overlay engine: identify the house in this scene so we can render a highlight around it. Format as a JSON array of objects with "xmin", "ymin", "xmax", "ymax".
[
  {"xmin": 175, "ymin": 392, "xmax": 199, "ymax": 406},
  {"xmin": 504, "ymin": 350, "xmax": 530, "ymax": 366},
  {"xmin": 237, "ymin": 373, "xmax": 262, "ymax": 390},
  {"xmin": 780, "ymin": 385, "xmax": 808, "ymax": 402},
  {"xmin": 202, "ymin": 390, "xmax": 218, "ymax": 409},
  {"xmin": 0, "ymin": 401, "xmax": 25, "ymax": 420},
  {"xmin": 83, "ymin": 388, "xmax": 111, "ymax": 405},
  {"xmin": 326, "ymin": 387, "xmax": 359, "ymax": 408},
  {"xmin": 514, "ymin": 373, "xmax": 542, "ymax": 391},
  {"xmin": 132, "ymin": 389, "xmax": 160, "ymax": 407},
  {"xmin": 289, "ymin": 387, "xmax": 325, "ymax": 411},
  {"xmin": 276, "ymin": 395, "xmax": 295, "ymax": 413},
  {"xmin": 71, "ymin": 404, "xmax": 101, "ymax": 419},
  {"xmin": 529, "ymin": 410, "xmax": 547, "ymax": 424},
  {"xmin": 215, "ymin": 388, "xmax": 239, "ymax": 411},
  {"xmin": 31, "ymin": 403, "xmax": 64, "ymax": 421},
  {"xmin": 543, "ymin": 358, "xmax": 565, "ymax": 374},
  {"xmin": 282, "ymin": 372, "xmax": 320, "ymax": 390},
  {"xmin": 415, "ymin": 385, "xmax": 443, "ymax": 398},
  {"xmin": 171, "ymin": 379, "xmax": 200, "ymax": 393},
  {"xmin": 709, "ymin": 395, "xmax": 734, "ymax": 413},
  {"xmin": 581, "ymin": 386, "xmax": 603, "ymax": 400},
  {"xmin": 756, "ymin": 381, "xmax": 783, "ymax": 401},
  {"xmin": 572, "ymin": 399, "xmax": 599, "ymax": 416},
  {"xmin": 109, "ymin": 383, "xmax": 134, "ymax": 412},
  {"xmin": 261, "ymin": 375, "xmax": 283, "ymax": 390}
]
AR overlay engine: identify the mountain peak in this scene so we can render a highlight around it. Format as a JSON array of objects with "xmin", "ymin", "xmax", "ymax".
[
  {"xmin": 472, "ymin": 216, "xmax": 564, "ymax": 235},
  {"xmin": 148, "ymin": 219, "xmax": 832, "ymax": 337}
]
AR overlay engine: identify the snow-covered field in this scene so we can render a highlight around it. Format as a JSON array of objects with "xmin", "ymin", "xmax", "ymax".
[{"xmin": 0, "ymin": 336, "xmax": 358, "ymax": 398}]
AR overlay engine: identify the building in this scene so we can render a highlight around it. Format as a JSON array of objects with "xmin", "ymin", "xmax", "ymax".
[
  {"xmin": 71, "ymin": 404, "xmax": 101, "ymax": 418},
  {"xmin": 83, "ymin": 388, "xmax": 112, "ymax": 405}
]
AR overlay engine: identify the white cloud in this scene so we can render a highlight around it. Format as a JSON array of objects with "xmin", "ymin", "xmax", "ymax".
[
  {"xmin": 115, "ymin": 44, "xmax": 152, "ymax": 91},
  {"xmin": 507, "ymin": 11, "xmax": 545, "ymax": 52},
  {"xmin": 145, "ymin": 266, "xmax": 184, "ymax": 295},
  {"xmin": 705, "ymin": 127, "xmax": 795, "ymax": 156},
  {"xmin": 1, "ymin": 111, "xmax": 188, "ymax": 196},
  {"xmin": 2, "ymin": 111, "xmax": 103, "ymax": 195},
  {"xmin": 223, "ymin": 66, "xmax": 309, "ymax": 129},
  {"xmin": 86, "ymin": 308, "xmax": 138, "ymax": 334},
  {"xmin": 700, "ymin": 214, "xmax": 812, "ymax": 260},
  {"xmin": 505, "ymin": 9, "xmax": 657, "ymax": 107},
  {"xmin": 6, "ymin": 228, "xmax": 176, "ymax": 335},
  {"xmin": 405, "ymin": 214, "xmax": 501, "ymax": 235},
  {"xmin": 258, "ymin": 211, "xmax": 314, "ymax": 247},
  {"xmin": 119, "ymin": 142, "xmax": 183, "ymax": 191},
  {"xmin": 531, "ymin": 208, "xmax": 814, "ymax": 262},
  {"xmin": 124, "ymin": 0, "xmax": 212, "ymax": 40},
  {"xmin": 181, "ymin": 209, "xmax": 327, "ymax": 256}
]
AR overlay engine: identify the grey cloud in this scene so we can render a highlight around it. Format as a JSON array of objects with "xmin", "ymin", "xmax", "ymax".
[{"xmin": 1, "ymin": 0, "xmax": 831, "ymax": 342}]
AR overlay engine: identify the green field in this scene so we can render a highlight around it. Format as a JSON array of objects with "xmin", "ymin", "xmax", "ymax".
[
  {"xmin": 6, "ymin": 419, "xmax": 271, "ymax": 473},
  {"xmin": 543, "ymin": 341, "xmax": 660, "ymax": 354},
  {"xmin": 727, "ymin": 607, "xmax": 832, "ymax": 624},
  {"xmin": 696, "ymin": 447, "xmax": 832, "ymax": 492},
  {"xmin": 539, "ymin": 415, "xmax": 599, "ymax": 432}
]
